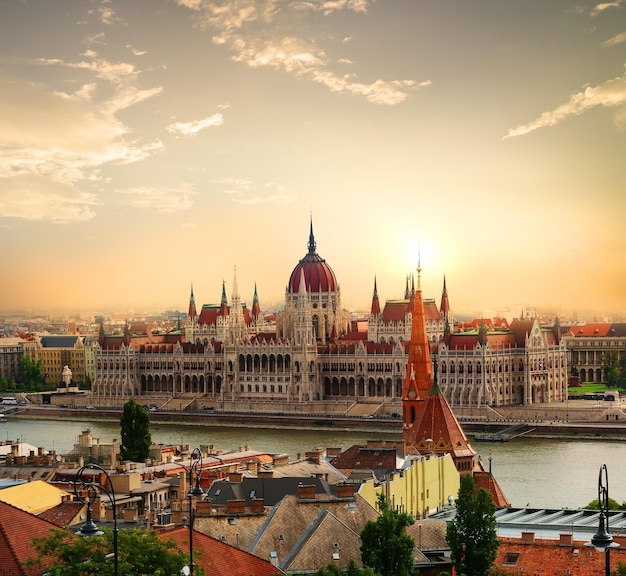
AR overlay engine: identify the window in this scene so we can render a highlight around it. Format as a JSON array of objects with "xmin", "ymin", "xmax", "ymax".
[{"xmin": 503, "ymin": 552, "xmax": 520, "ymax": 566}]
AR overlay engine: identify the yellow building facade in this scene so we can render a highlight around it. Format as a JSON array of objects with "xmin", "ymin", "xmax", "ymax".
[{"xmin": 358, "ymin": 453, "xmax": 460, "ymax": 519}]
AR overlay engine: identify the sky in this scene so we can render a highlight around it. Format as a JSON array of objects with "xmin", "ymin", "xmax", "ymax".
[{"xmin": 0, "ymin": 0, "xmax": 625, "ymax": 320}]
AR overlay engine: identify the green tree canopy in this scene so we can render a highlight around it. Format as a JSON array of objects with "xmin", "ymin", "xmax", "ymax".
[
  {"xmin": 313, "ymin": 559, "xmax": 377, "ymax": 575},
  {"xmin": 20, "ymin": 356, "xmax": 47, "ymax": 391},
  {"xmin": 360, "ymin": 493, "xmax": 416, "ymax": 576},
  {"xmin": 120, "ymin": 399, "xmax": 152, "ymax": 462},
  {"xmin": 26, "ymin": 526, "xmax": 204, "ymax": 576},
  {"xmin": 446, "ymin": 474, "xmax": 499, "ymax": 576}
]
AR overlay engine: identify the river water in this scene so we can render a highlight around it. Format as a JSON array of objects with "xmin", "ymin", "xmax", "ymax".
[{"xmin": 3, "ymin": 416, "xmax": 625, "ymax": 511}]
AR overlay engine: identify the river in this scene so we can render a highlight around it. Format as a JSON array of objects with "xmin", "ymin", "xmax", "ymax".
[{"xmin": 3, "ymin": 416, "xmax": 625, "ymax": 511}]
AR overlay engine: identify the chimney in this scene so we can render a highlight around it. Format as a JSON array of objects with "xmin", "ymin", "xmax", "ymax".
[
  {"xmin": 229, "ymin": 471, "xmax": 243, "ymax": 483},
  {"xmin": 305, "ymin": 451, "xmax": 322, "ymax": 465},
  {"xmin": 258, "ymin": 470, "xmax": 274, "ymax": 479},
  {"xmin": 521, "ymin": 532, "xmax": 535, "ymax": 543},
  {"xmin": 559, "ymin": 534, "xmax": 573, "ymax": 546},
  {"xmin": 336, "ymin": 483, "xmax": 355, "ymax": 499},
  {"xmin": 226, "ymin": 499, "xmax": 246, "ymax": 514},
  {"xmin": 297, "ymin": 484, "xmax": 316, "ymax": 501},
  {"xmin": 251, "ymin": 498, "xmax": 265, "ymax": 513}
]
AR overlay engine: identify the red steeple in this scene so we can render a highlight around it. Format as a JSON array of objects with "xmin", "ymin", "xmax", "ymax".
[
  {"xmin": 402, "ymin": 265, "xmax": 433, "ymax": 439},
  {"xmin": 188, "ymin": 284, "xmax": 197, "ymax": 320},
  {"xmin": 370, "ymin": 277, "xmax": 381, "ymax": 316}
]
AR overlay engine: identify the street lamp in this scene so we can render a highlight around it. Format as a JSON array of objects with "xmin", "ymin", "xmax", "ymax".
[
  {"xmin": 184, "ymin": 447, "xmax": 206, "ymax": 576},
  {"xmin": 73, "ymin": 463, "xmax": 119, "ymax": 576},
  {"xmin": 586, "ymin": 464, "xmax": 619, "ymax": 576}
]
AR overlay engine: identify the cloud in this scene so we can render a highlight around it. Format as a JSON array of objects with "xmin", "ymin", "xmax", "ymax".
[
  {"xmin": 177, "ymin": 0, "xmax": 426, "ymax": 105},
  {"xmin": 590, "ymin": 1, "xmax": 623, "ymax": 16},
  {"xmin": 0, "ymin": 175, "xmax": 100, "ymax": 223},
  {"xmin": 166, "ymin": 113, "xmax": 225, "ymax": 136},
  {"xmin": 89, "ymin": 1, "xmax": 125, "ymax": 25},
  {"xmin": 602, "ymin": 32, "xmax": 626, "ymax": 47},
  {"xmin": 504, "ymin": 72, "xmax": 626, "ymax": 138},
  {"xmin": 0, "ymin": 48, "xmax": 165, "ymax": 223},
  {"xmin": 37, "ymin": 55, "xmax": 163, "ymax": 114},
  {"xmin": 117, "ymin": 186, "xmax": 197, "ymax": 212},
  {"xmin": 213, "ymin": 177, "xmax": 296, "ymax": 204}
]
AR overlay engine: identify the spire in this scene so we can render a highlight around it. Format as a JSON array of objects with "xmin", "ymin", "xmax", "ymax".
[
  {"xmin": 232, "ymin": 266, "xmax": 239, "ymax": 301},
  {"xmin": 440, "ymin": 275, "xmax": 450, "ymax": 318},
  {"xmin": 404, "ymin": 274, "xmax": 410, "ymax": 299},
  {"xmin": 308, "ymin": 215, "xmax": 316, "ymax": 254},
  {"xmin": 251, "ymin": 282, "xmax": 261, "ymax": 320},
  {"xmin": 218, "ymin": 281, "xmax": 229, "ymax": 317},
  {"xmin": 416, "ymin": 247, "xmax": 422, "ymax": 291},
  {"xmin": 402, "ymin": 269, "xmax": 433, "ymax": 403},
  {"xmin": 370, "ymin": 277, "xmax": 381, "ymax": 316},
  {"xmin": 188, "ymin": 283, "xmax": 197, "ymax": 320}
]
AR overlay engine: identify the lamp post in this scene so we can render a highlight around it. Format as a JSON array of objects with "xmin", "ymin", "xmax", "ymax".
[
  {"xmin": 586, "ymin": 464, "xmax": 618, "ymax": 576},
  {"xmin": 73, "ymin": 463, "xmax": 119, "ymax": 576},
  {"xmin": 185, "ymin": 447, "xmax": 205, "ymax": 576}
]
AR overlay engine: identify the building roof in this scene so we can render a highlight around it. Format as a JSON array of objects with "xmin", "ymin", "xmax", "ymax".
[
  {"xmin": 206, "ymin": 476, "xmax": 335, "ymax": 507},
  {"xmin": 38, "ymin": 335, "xmax": 85, "ymax": 348},
  {"xmin": 0, "ymin": 500, "xmax": 57, "ymax": 576},
  {"xmin": 328, "ymin": 443, "xmax": 403, "ymax": 479},
  {"xmin": 404, "ymin": 386, "xmax": 477, "ymax": 461},
  {"xmin": 249, "ymin": 492, "xmax": 379, "ymax": 572},
  {"xmin": 37, "ymin": 500, "xmax": 85, "ymax": 528},
  {"xmin": 166, "ymin": 527, "xmax": 283, "ymax": 576},
  {"xmin": 287, "ymin": 222, "xmax": 338, "ymax": 294},
  {"xmin": 494, "ymin": 534, "xmax": 626, "ymax": 576},
  {"xmin": 0, "ymin": 479, "xmax": 70, "ymax": 514}
]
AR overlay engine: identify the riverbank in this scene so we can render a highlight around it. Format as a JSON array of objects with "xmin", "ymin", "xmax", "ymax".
[{"xmin": 11, "ymin": 404, "xmax": 626, "ymax": 441}]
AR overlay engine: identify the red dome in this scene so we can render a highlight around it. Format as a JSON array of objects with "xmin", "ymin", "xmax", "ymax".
[{"xmin": 288, "ymin": 223, "xmax": 338, "ymax": 294}]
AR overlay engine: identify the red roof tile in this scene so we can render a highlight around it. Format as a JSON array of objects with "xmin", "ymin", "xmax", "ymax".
[
  {"xmin": 0, "ymin": 500, "xmax": 58, "ymax": 576},
  {"xmin": 166, "ymin": 527, "xmax": 282, "ymax": 576},
  {"xmin": 495, "ymin": 535, "xmax": 626, "ymax": 575}
]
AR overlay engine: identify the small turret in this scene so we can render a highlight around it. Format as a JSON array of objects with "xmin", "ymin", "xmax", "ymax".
[{"xmin": 370, "ymin": 277, "xmax": 381, "ymax": 316}]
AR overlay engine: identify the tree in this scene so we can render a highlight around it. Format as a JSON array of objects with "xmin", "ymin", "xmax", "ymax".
[
  {"xmin": 602, "ymin": 349, "xmax": 621, "ymax": 387},
  {"xmin": 584, "ymin": 496, "xmax": 626, "ymax": 510},
  {"xmin": 360, "ymin": 493, "xmax": 416, "ymax": 576},
  {"xmin": 313, "ymin": 560, "xmax": 377, "ymax": 575},
  {"xmin": 120, "ymin": 399, "xmax": 152, "ymax": 462},
  {"xmin": 446, "ymin": 474, "xmax": 499, "ymax": 576},
  {"xmin": 20, "ymin": 356, "xmax": 47, "ymax": 391},
  {"xmin": 26, "ymin": 526, "xmax": 204, "ymax": 576}
]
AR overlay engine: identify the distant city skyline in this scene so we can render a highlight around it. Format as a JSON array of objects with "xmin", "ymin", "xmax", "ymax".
[{"xmin": 1, "ymin": 1, "xmax": 624, "ymax": 318}]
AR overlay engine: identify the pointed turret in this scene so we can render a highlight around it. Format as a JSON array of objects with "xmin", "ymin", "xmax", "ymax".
[
  {"xmin": 370, "ymin": 277, "xmax": 381, "ymax": 316},
  {"xmin": 188, "ymin": 283, "xmax": 197, "ymax": 320},
  {"xmin": 402, "ymin": 264, "xmax": 433, "ymax": 438},
  {"xmin": 217, "ymin": 281, "xmax": 229, "ymax": 317},
  {"xmin": 308, "ymin": 215, "xmax": 316, "ymax": 255},
  {"xmin": 404, "ymin": 274, "xmax": 410, "ymax": 299},
  {"xmin": 440, "ymin": 275, "xmax": 450, "ymax": 319},
  {"xmin": 251, "ymin": 283, "xmax": 261, "ymax": 320},
  {"xmin": 404, "ymin": 359, "xmax": 477, "ymax": 475}
]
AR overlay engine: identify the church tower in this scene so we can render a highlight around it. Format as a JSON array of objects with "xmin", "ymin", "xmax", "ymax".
[
  {"xmin": 402, "ymin": 263, "xmax": 478, "ymax": 476},
  {"xmin": 402, "ymin": 262, "xmax": 433, "ymax": 438}
]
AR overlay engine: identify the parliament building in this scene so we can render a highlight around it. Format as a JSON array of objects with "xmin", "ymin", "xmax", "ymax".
[{"xmin": 91, "ymin": 221, "xmax": 569, "ymax": 412}]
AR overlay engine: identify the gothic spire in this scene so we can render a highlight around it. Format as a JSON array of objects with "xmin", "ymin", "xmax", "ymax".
[
  {"xmin": 188, "ymin": 283, "xmax": 197, "ymax": 320},
  {"xmin": 370, "ymin": 277, "xmax": 381, "ymax": 316},
  {"xmin": 308, "ymin": 215, "xmax": 316, "ymax": 254}
]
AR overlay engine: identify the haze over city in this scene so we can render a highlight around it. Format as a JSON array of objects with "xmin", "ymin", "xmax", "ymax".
[{"xmin": 0, "ymin": 1, "xmax": 624, "ymax": 318}]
